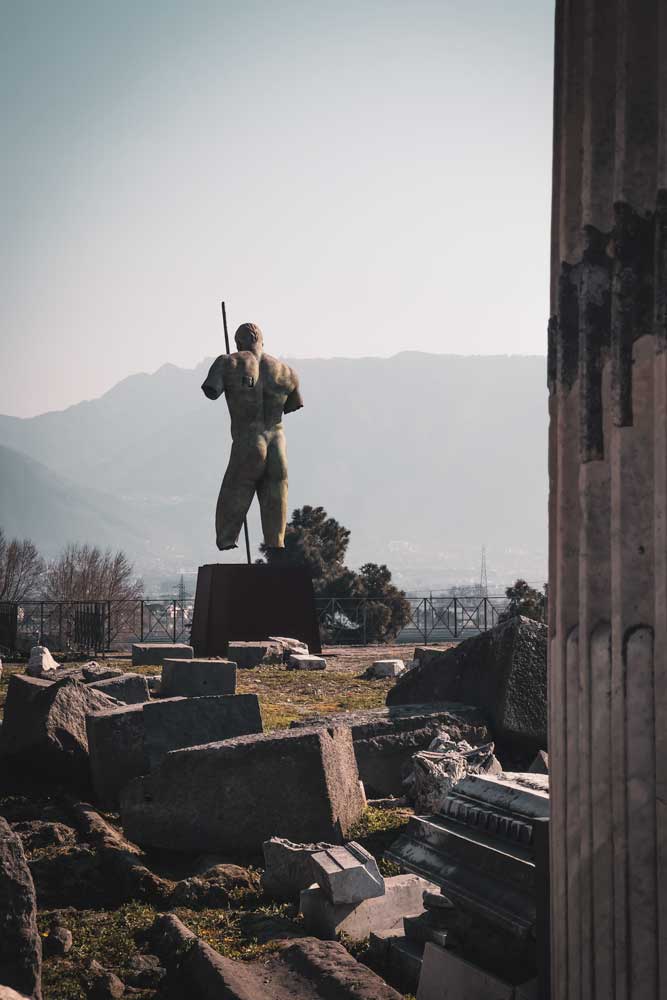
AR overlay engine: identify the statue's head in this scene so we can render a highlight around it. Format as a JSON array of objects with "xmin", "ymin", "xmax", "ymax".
[{"xmin": 235, "ymin": 323, "xmax": 264, "ymax": 354}]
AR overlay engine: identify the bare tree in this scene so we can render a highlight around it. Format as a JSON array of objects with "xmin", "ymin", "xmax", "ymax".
[
  {"xmin": 43, "ymin": 543, "xmax": 143, "ymax": 601},
  {"xmin": 0, "ymin": 529, "xmax": 45, "ymax": 602}
]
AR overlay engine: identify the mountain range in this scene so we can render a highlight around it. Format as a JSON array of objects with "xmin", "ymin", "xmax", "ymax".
[{"xmin": 0, "ymin": 352, "xmax": 548, "ymax": 592}]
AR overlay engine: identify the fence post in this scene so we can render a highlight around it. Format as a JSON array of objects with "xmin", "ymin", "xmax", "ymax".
[
  {"xmin": 40, "ymin": 602, "xmax": 44, "ymax": 644},
  {"xmin": 484, "ymin": 598, "xmax": 488, "ymax": 632},
  {"xmin": 423, "ymin": 598, "xmax": 428, "ymax": 644},
  {"xmin": 453, "ymin": 597, "xmax": 458, "ymax": 638},
  {"xmin": 173, "ymin": 600, "xmax": 177, "ymax": 642},
  {"xmin": 140, "ymin": 601, "xmax": 144, "ymax": 641}
]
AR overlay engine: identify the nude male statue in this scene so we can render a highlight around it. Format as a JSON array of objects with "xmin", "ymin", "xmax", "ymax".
[{"xmin": 201, "ymin": 323, "xmax": 303, "ymax": 551}]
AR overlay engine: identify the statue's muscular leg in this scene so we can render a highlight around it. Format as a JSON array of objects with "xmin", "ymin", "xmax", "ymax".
[
  {"xmin": 256, "ymin": 431, "xmax": 288, "ymax": 548},
  {"xmin": 215, "ymin": 437, "xmax": 267, "ymax": 550}
]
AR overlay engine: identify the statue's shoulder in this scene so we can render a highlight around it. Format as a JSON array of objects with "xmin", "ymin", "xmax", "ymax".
[{"xmin": 261, "ymin": 354, "xmax": 299, "ymax": 388}]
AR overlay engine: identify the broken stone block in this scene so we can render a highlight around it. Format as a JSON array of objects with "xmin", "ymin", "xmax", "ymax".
[
  {"xmin": 368, "ymin": 659, "xmax": 406, "ymax": 678},
  {"xmin": 300, "ymin": 873, "xmax": 438, "ymax": 942},
  {"xmin": 26, "ymin": 645, "xmax": 59, "ymax": 677},
  {"xmin": 311, "ymin": 842, "xmax": 384, "ymax": 903},
  {"xmin": 287, "ymin": 653, "xmax": 326, "ymax": 670},
  {"xmin": 261, "ymin": 836, "xmax": 335, "ymax": 900},
  {"xmin": 528, "ymin": 750, "xmax": 549, "ymax": 774},
  {"xmin": 416, "ymin": 942, "xmax": 515, "ymax": 1000},
  {"xmin": 87, "ymin": 703, "xmax": 148, "ymax": 809},
  {"xmin": 0, "ymin": 675, "xmax": 118, "ymax": 788},
  {"xmin": 0, "ymin": 817, "xmax": 42, "ymax": 1000},
  {"xmin": 121, "ymin": 726, "xmax": 365, "ymax": 853},
  {"xmin": 160, "ymin": 658, "xmax": 236, "ymax": 698},
  {"xmin": 88, "ymin": 673, "xmax": 150, "ymax": 705},
  {"xmin": 81, "ymin": 663, "xmax": 123, "ymax": 683},
  {"xmin": 269, "ymin": 636, "xmax": 309, "ymax": 656},
  {"xmin": 131, "ymin": 643, "xmax": 193, "ymax": 666},
  {"xmin": 142, "ymin": 693, "xmax": 262, "ymax": 769},
  {"xmin": 292, "ymin": 704, "xmax": 490, "ymax": 797},
  {"xmin": 146, "ymin": 676, "xmax": 161, "ymax": 695},
  {"xmin": 387, "ymin": 616, "xmax": 548, "ymax": 753},
  {"xmin": 226, "ymin": 640, "xmax": 281, "ymax": 668},
  {"xmin": 403, "ymin": 733, "xmax": 502, "ymax": 814}
]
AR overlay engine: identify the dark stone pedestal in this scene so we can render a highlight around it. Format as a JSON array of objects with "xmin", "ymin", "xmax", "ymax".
[{"xmin": 191, "ymin": 564, "xmax": 321, "ymax": 656}]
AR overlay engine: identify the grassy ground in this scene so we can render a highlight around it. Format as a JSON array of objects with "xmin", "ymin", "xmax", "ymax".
[{"xmin": 1, "ymin": 645, "xmax": 424, "ymax": 998}]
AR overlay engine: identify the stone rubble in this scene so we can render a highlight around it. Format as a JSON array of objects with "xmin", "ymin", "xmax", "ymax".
[
  {"xmin": 367, "ymin": 658, "xmax": 406, "ymax": 678},
  {"xmin": 403, "ymin": 731, "xmax": 502, "ymax": 814},
  {"xmin": 310, "ymin": 842, "xmax": 384, "ymax": 904},
  {"xmin": 26, "ymin": 646, "xmax": 59, "ymax": 677},
  {"xmin": 287, "ymin": 653, "xmax": 327, "ymax": 670},
  {"xmin": 261, "ymin": 836, "xmax": 335, "ymax": 901},
  {"xmin": 0, "ymin": 817, "xmax": 42, "ymax": 1000}
]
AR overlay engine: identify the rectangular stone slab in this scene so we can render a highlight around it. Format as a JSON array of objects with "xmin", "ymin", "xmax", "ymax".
[
  {"xmin": 160, "ymin": 658, "xmax": 236, "ymax": 697},
  {"xmin": 311, "ymin": 841, "xmax": 385, "ymax": 903},
  {"xmin": 121, "ymin": 726, "xmax": 365, "ymax": 853},
  {"xmin": 142, "ymin": 694, "xmax": 262, "ymax": 769},
  {"xmin": 86, "ymin": 703, "xmax": 148, "ymax": 809},
  {"xmin": 416, "ymin": 942, "xmax": 515, "ymax": 1000},
  {"xmin": 88, "ymin": 672, "xmax": 150, "ymax": 705},
  {"xmin": 131, "ymin": 643, "xmax": 193, "ymax": 666}
]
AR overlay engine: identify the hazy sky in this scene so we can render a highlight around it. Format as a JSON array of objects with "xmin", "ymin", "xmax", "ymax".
[{"xmin": 3, "ymin": 0, "xmax": 554, "ymax": 417}]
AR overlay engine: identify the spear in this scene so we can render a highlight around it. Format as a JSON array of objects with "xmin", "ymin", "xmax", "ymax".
[{"xmin": 221, "ymin": 300, "xmax": 252, "ymax": 565}]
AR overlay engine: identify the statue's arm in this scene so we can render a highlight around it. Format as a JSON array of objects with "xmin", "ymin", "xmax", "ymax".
[
  {"xmin": 201, "ymin": 355, "xmax": 228, "ymax": 400},
  {"xmin": 283, "ymin": 370, "xmax": 304, "ymax": 414}
]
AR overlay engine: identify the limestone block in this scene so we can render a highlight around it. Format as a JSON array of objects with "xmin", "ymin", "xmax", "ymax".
[
  {"xmin": 160, "ymin": 658, "xmax": 236, "ymax": 698},
  {"xmin": 88, "ymin": 672, "xmax": 150, "ymax": 705},
  {"xmin": 226, "ymin": 641, "xmax": 281, "ymax": 668},
  {"xmin": 121, "ymin": 726, "xmax": 365, "ymax": 853},
  {"xmin": 26, "ymin": 645, "xmax": 59, "ymax": 677},
  {"xmin": 131, "ymin": 643, "xmax": 193, "ymax": 667},
  {"xmin": 0, "ymin": 818, "xmax": 41, "ymax": 1000},
  {"xmin": 142, "ymin": 694, "xmax": 263, "ymax": 769},
  {"xmin": 269, "ymin": 636, "xmax": 309, "ymax": 656},
  {"xmin": 369, "ymin": 659, "xmax": 406, "ymax": 678},
  {"xmin": 287, "ymin": 653, "xmax": 326, "ymax": 671},
  {"xmin": 299, "ymin": 874, "xmax": 438, "ymax": 941},
  {"xmin": 0, "ymin": 674, "xmax": 117, "ymax": 788},
  {"xmin": 261, "ymin": 836, "xmax": 335, "ymax": 900},
  {"xmin": 311, "ymin": 842, "xmax": 384, "ymax": 903},
  {"xmin": 416, "ymin": 942, "xmax": 515, "ymax": 999},
  {"xmin": 86, "ymin": 703, "xmax": 148, "ymax": 809},
  {"xmin": 81, "ymin": 662, "xmax": 123, "ymax": 683}
]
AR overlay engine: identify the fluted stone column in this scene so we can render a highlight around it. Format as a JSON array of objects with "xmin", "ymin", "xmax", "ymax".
[{"xmin": 548, "ymin": 1, "xmax": 666, "ymax": 997}]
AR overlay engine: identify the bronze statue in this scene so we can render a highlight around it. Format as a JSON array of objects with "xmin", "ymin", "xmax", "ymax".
[{"xmin": 202, "ymin": 323, "xmax": 303, "ymax": 551}]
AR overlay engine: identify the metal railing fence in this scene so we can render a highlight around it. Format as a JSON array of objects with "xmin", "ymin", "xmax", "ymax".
[{"xmin": 0, "ymin": 594, "xmax": 511, "ymax": 655}]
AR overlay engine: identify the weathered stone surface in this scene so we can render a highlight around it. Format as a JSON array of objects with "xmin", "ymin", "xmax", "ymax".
[
  {"xmin": 142, "ymin": 694, "xmax": 263, "ymax": 769},
  {"xmin": 261, "ymin": 836, "xmax": 335, "ymax": 900},
  {"xmin": 368, "ymin": 659, "xmax": 406, "ymax": 678},
  {"xmin": 160, "ymin": 658, "xmax": 236, "ymax": 698},
  {"xmin": 149, "ymin": 914, "xmax": 402, "ymax": 999},
  {"xmin": 0, "ymin": 817, "xmax": 42, "ymax": 1000},
  {"xmin": 146, "ymin": 675, "xmax": 161, "ymax": 696},
  {"xmin": 87, "ymin": 704, "xmax": 148, "ymax": 808},
  {"xmin": 311, "ymin": 842, "xmax": 384, "ymax": 903},
  {"xmin": 387, "ymin": 617, "xmax": 548, "ymax": 752},
  {"xmin": 26, "ymin": 645, "xmax": 59, "ymax": 677},
  {"xmin": 416, "ymin": 942, "xmax": 515, "ymax": 1000},
  {"xmin": 226, "ymin": 641, "xmax": 281, "ymax": 668},
  {"xmin": 293, "ymin": 704, "xmax": 490, "ymax": 797},
  {"xmin": 528, "ymin": 750, "xmax": 549, "ymax": 774},
  {"xmin": 131, "ymin": 643, "xmax": 193, "ymax": 666},
  {"xmin": 300, "ymin": 874, "xmax": 438, "ymax": 941},
  {"xmin": 43, "ymin": 923, "xmax": 73, "ymax": 957},
  {"xmin": 87, "ymin": 959, "xmax": 125, "ymax": 999},
  {"xmin": 121, "ymin": 726, "xmax": 365, "ymax": 853},
  {"xmin": 81, "ymin": 663, "xmax": 122, "ymax": 683},
  {"xmin": 0, "ymin": 988, "xmax": 31, "ymax": 1000},
  {"xmin": 403, "ymin": 733, "xmax": 502, "ymax": 814},
  {"xmin": 269, "ymin": 636, "xmax": 309, "ymax": 656},
  {"xmin": 0, "ymin": 674, "xmax": 118, "ymax": 787},
  {"xmin": 88, "ymin": 673, "xmax": 150, "ymax": 705},
  {"xmin": 287, "ymin": 653, "xmax": 326, "ymax": 670},
  {"xmin": 12, "ymin": 820, "xmax": 77, "ymax": 852}
]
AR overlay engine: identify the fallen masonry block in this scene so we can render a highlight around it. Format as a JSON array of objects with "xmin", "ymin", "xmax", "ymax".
[
  {"xmin": 88, "ymin": 672, "xmax": 150, "ymax": 704},
  {"xmin": 142, "ymin": 693, "xmax": 262, "ymax": 769},
  {"xmin": 300, "ymin": 874, "xmax": 438, "ymax": 942},
  {"xmin": 311, "ymin": 841, "xmax": 384, "ymax": 903},
  {"xmin": 81, "ymin": 663, "xmax": 123, "ymax": 682},
  {"xmin": 369, "ymin": 659, "xmax": 406, "ymax": 678},
  {"xmin": 0, "ymin": 817, "xmax": 42, "ymax": 1000},
  {"xmin": 287, "ymin": 653, "xmax": 327, "ymax": 670},
  {"xmin": 0, "ymin": 675, "xmax": 118, "ymax": 788},
  {"xmin": 416, "ymin": 942, "xmax": 518, "ymax": 1000},
  {"xmin": 121, "ymin": 726, "xmax": 365, "ymax": 853},
  {"xmin": 261, "ymin": 837, "xmax": 336, "ymax": 901},
  {"xmin": 269, "ymin": 636, "xmax": 309, "ymax": 656},
  {"xmin": 87, "ymin": 703, "xmax": 148, "ymax": 809},
  {"xmin": 292, "ymin": 704, "xmax": 490, "ymax": 797},
  {"xmin": 149, "ymin": 914, "xmax": 403, "ymax": 1000},
  {"xmin": 131, "ymin": 643, "xmax": 193, "ymax": 666},
  {"xmin": 226, "ymin": 640, "xmax": 281, "ymax": 668},
  {"xmin": 26, "ymin": 645, "xmax": 59, "ymax": 677},
  {"xmin": 160, "ymin": 658, "xmax": 236, "ymax": 698}
]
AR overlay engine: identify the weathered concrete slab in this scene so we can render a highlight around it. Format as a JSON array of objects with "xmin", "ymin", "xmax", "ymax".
[
  {"xmin": 287, "ymin": 653, "xmax": 326, "ymax": 670},
  {"xmin": 261, "ymin": 837, "xmax": 335, "ymax": 901},
  {"xmin": 311, "ymin": 842, "xmax": 384, "ymax": 903},
  {"xmin": 292, "ymin": 704, "xmax": 490, "ymax": 797},
  {"xmin": 300, "ymin": 874, "xmax": 438, "ymax": 941},
  {"xmin": 142, "ymin": 694, "xmax": 262, "ymax": 769},
  {"xmin": 0, "ymin": 674, "xmax": 118, "ymax": 787},
  {"xmin": 86, "ymin": 703, "xmax": 148, "ymax": 809},
  {"xmin": 121, "ymin": 726, "xmax": 365, "ymax": 853},
  {"xmin": 387, "ymin": 616, "xmax": 548, "ymax": 753},
  {"xmin": 161, "ymin": 658, "xmax": 236, "ymax": 698},
  {"xmin": 88, "ymin": 672, "xmax": 150, "ymax": 705},
  {"xmin": 0, "ymin": 817, "xmax": 42, "ymax": 1000},
  {"xmin": 131, "ymin": 643, "xmax": 193, "ymax": 666}
]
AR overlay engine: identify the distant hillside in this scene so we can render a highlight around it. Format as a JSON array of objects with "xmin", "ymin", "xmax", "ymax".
[{"xmin": 0, "ymin": 353, "xmax": 548, "ymax": 589}]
